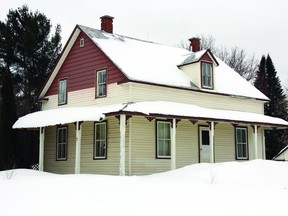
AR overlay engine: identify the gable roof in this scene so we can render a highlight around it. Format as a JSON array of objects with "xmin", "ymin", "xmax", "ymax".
[{"xmin": 39, "ymin": 24, "xmax": 269, "ymax": 101}]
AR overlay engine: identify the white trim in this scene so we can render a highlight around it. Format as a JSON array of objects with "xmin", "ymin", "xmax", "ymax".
[
  {"xmin": 254, "ymin": 125, "xmax": 258, "ymax": 159},
  {"xmin": 236, "ymin": 127, "xmax": 248, "ymax": 160},
  {"xmin": 94, "ymin": 122, "xmax": 107, "ymax": 159},
  {"xmin": 80, "ymin": 38, "xmax": 84, "ymax": 47},
  {"xmin": 157, "ymin": 121, "xmax": 171, "ymax": 159},
  {"xmin": 171, "ymin": 119, "xmax": 176, "ymax": 170},
  {"xmin": 56, "ymin": 126, "xmax": 68, "ymax": 160},
  {"xmin": 210, "ymin": 122, "xmax": 215, "ymax": 163},
  {"xmin": 96, "ymin": 69, "xmax": 107, "ymax": 97},
  {"xmin": 262, "ymin": 127, "xmax": 266, "ymax": 159},
  {"xmin": 39, "ymin": 127, "xmax": 45, "ymax": 171},
  {"xmin": 128, "ymin": 117, "xmax": 132, "ymax": 176},
  {"xmin": 75, "ymin": 121, "xmax": 82, "ymax": 174},
  {"xmin": 119, "ymin": 114, "xmax": 126, "ymax": 176}
]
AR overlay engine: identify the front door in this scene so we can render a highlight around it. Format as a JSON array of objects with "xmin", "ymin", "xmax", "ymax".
[{"xmin": 199, "ymin": 126, "xmax": 210, "ymax": 163}]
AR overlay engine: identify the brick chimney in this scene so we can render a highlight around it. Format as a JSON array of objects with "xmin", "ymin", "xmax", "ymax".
[
  {"xmin": 189, "ymin": 37, "xmax": 201, "ymax": 52},
  {"xmin": 100, "ymin": 15, "xmax": 114, "ymax": 34}
]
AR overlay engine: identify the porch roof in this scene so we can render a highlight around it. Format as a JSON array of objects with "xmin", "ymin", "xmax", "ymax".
[{"xmin": 13, "ymin": 101, "xmax": 288, "ymax": 129}]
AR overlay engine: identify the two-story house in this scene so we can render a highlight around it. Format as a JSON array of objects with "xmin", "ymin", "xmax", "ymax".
[{"xmin": 13, "ymin": 15, "xmax": 288, "ymax": 175}]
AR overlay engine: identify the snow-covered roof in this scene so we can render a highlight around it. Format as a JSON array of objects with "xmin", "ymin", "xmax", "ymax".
[
  {"xmin": 13, "ymin": 101, "xmax": 288, "ymax": 129},
  {"xmin": 79, "ymin": 25, "xmax": 268, "ymax": 100}
]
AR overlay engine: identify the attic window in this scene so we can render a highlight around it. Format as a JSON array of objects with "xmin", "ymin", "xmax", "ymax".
[
  {"xmin": 201, "ymin": 62, "xmax": 213, "ymax": 89},
  {"xmin": 80, "ymin": 38, "xmax": 84, "ymax": 47}
]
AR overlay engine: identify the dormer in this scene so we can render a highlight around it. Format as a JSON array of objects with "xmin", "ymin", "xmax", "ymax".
[{"xmin": 178, "ymin": 37, "xmax": 218, "ymax": 90}]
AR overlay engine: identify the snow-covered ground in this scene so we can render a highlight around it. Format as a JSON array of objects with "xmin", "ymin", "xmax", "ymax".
[{"xmin": 0, "ymin": 160, "xmax": 287, "ymax": 216}]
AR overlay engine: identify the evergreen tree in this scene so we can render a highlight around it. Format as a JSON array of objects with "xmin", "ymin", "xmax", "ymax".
[
  {"xmin": 0, "ymin": 5, "xmax": 62, "ymax": 115},
  {"xmin": 254, "ymin": 55, "xmax": 288, "ymax": 159},
  {"xmin": 0, "ymin": 69, "xmax": 18, "ymax": 170},
  {"xmin": 0, "ymin": 5, "xmax": 62, "ymax": 169}
]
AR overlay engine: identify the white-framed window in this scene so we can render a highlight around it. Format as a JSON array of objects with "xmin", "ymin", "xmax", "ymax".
[
  {"xmin": 157, "ymin": 121, "xmax": 171, "ymax": 158},
  {"xmin": 236, "ymin": 127, "xmax": 248, "ymax": 160},
  {"xmin": 58, "ymin": 79, "xmax": 67, "ymax": 105},
  {"xmin": 96, "ymin": 69, "xmax": 107, "ymax": 97},
  {"xmin": 80, "ymin": 38, "xmax": 85, "ymax": 47},
  {"xmin": 94, "ymin": 122, "xmax": 107, "ymax": 159},
  {"xmin": 57, "ymin": 126, "xmax": 68, "ymax": 160},
  {"xmin": 201, "ymin": 62, "xmax": 213, "ymax": 89}
]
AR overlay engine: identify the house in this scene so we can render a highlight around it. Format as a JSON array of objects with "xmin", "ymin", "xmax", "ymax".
[
  {"xmin": 13, "ymin": 15, "xmax": 288, "ymax": 175},
  {"xmin": 273, "ymin": 145, "xmax": 288, "ymax": 161}
]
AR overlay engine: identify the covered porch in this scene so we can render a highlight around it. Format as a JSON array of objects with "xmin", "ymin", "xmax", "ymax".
[{"xmin": 13, "ymin": 101, "xmax": 288, "ymax": 175}]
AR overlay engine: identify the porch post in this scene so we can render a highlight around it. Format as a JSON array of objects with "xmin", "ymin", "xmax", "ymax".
[
  {"xmin": 120, "ymin": 114, "xmax": 126, "ymax": 176},
  {"xmin": 262, "ymin": 128, "xmax": 266, "ymax": 159},
  {"xmin": 39, "ymin": 127, "xmax": 45, "ymax": 171},
  {"xmin": 75, "ymin": 121, "xmax": 82, "ymax": 174},
  {"xmin": 171, "ymin": 119, "xmax": 176, "ymax": 170},
  {"xmin": 210, "ymin": 121, "xmax": 215, "ymax": 163},
  {"xmin": 254, "ymin": 125, "xmax": 258, "ymax": 159}
]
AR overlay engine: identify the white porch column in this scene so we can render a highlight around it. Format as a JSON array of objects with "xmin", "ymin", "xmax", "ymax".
[
  {"xmin": 171, "ymin": 119, "xmax": 176, "ymax": 170},
  {"xmin": 39, "ymin": 127, "xmax": 45, "ymax": 171},
  {"xmin": 262, "ymin": 128, "xmax": 266, "ymax": 159},
  {"xmin": 254, "ymin": 125, "xmax": 258, "ymax": 159},
  {"xmin": 119, "ymin": 114, "xmax": 126, "ymax": 176},
  {"xmin": 75, "ymin": 121, "xmax": 82, "ymax": 174},
  {"xmin": 210, "ymin": 122, "xmax": 215, "ymax": 163}
]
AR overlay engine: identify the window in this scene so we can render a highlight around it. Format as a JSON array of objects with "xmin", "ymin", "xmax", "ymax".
[
  {"xmin": 157, "ymin": 121, "xmax": 171, "ymax": 158},
  {"xmin": 57, "ymin": 127, "xmax": 68, "ymax": 160},
  {"xmin": 236, "ymin": 127, "xmax": 248, "ymax": 160},
  {"xmin": 58, "ymin": 79, "xmax": 67, "ymax": 105},
  {"xmin": 201, "ymin": 62, "xmax": 213, "ymax": 89},
  {"xmin": 94, "ymin": 122, "xmax": 107, "ymax": 159},
  {"xmin": 96, "ymin": 69, "xmax": 107, "ymax": 97},
  {"xmin": 80, "ymin": 38, "xmax": 84, "ymax": 47}
]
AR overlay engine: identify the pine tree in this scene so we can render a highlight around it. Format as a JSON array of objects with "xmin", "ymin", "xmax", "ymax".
[
  {"xmin": 0, "ymin": 69, "xmax": 18, "ymax": 170},
  {"xmin": 254, "ymin": 55, "xmax": 288, "ymax": 159},
  {"xmin": 0, "ymin": 5, "xmax": 62, "ymax": 168}
]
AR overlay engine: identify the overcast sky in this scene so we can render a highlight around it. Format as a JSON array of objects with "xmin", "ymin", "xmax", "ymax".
[{"xmin": 1, "ymin": 0, "xmax": 288, "ymax": 85}]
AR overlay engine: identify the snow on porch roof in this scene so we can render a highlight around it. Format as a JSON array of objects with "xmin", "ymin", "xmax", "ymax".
[{"xmin": 13, "ymin": 101, "xmax": 288, "ymax": 129}]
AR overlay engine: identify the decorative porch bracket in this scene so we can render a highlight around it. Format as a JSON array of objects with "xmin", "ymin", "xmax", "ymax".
[{"xmin": 39, "ymin": 127, "xmax": 45, "ymax": 171}]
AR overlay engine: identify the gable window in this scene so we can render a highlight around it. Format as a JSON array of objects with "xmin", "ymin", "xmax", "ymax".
[
  {"xmin": 156, "ymin": 121, "xmax": 171, "ymax": 158},
  {"xmin": 96, "ymin": 69, "xmax": 107, "ymax": 98},
  {"xmin": 94, "ymin": 122, "xmax": 107, "ymax": 159},
  {"xmin": 235, "ymin": 127, "xmax": 248, "ymax": 160},
  {"xmin": 58, "ymin": 79, "xmax": 67, "ymax": 105},
  {"xmin": 201, "ymin": 62, "xmax": 213, "ymax": 89},
  {"xmin": 57, "ymin": 126, "xmax": 68, "ymax": 160},
  {"xmin": 80, "ymin": 38, "xmax": 85, "ymax": 47}
]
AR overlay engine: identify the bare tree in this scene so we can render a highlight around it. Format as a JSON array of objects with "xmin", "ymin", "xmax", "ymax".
[{"xmin": 179, "ymin": 34, "xmax": 258, "ymax": 82}]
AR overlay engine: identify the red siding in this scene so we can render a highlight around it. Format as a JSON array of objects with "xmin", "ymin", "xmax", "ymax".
[
  {"xmin": 46, "ymin": 31, "xmax": 128, "ymax": 96},
  {"xmin": 201, "ymin": 52, "xmax": 213, "ymax": 62}
]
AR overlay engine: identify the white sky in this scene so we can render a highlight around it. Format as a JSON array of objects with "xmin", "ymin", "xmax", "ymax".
[{"xmin": 1, "ymin": 0, "xmax": 288, "ymax": 85}]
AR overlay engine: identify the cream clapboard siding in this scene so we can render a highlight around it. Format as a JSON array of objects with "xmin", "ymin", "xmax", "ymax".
[
  {"xmin": 42, "ymin": 83, "xmax": 130, "ymax": 110},
  {"xmin": 43, "ymin": 115, "xmax": 264, "ymax": 175},
  {"xmin": 128, "ymin": 83, "xmax": 265, "ymax": 114},
  {"xmin": 180, "ymin": 63, "xmax": 201, "ymax": 87},
  {"xmin": 44, "ymin": 124, "xmax": 76, "ymax": 174}
]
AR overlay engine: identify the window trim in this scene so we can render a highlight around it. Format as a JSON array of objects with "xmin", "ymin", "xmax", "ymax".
[
  {"xmin": 156, "ymin": 120, "xmax": 171, "ymax": 159},
  {"xmin": 201, "ymin": 61, "xmax": 214, "ymax": 89},
  {"xmin": 56, "ymin": 126, "xmax": 68, "ymax": 161},
  {"xmin": 95, "ymin": 69, "xmax": 107, "ymax": 98},
  {"xmin": 235, "ymin": 126, "xmax": 249, "ymax": 160},
  {"xmin": 58, "ymin": 78, "xmax": 68, "ymax": 105},
  {"xmin": 80, "ymin": 38, "xmax": 85, "ymax": 47},
  {"xmin": 93, "ymin": 121, "xmax": 108, "ymax": 160}
]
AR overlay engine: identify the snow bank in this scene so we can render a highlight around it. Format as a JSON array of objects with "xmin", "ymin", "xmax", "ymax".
[{"xmin": 0, "ymin": 160, "xmax": 287, "ymax": 216}]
